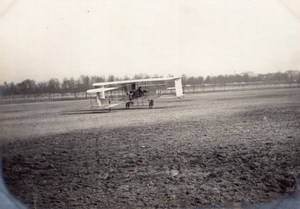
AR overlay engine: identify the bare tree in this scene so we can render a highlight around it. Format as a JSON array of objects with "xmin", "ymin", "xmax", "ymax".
[
  {"xmin": 47, "ymin": 78, "xmax": 60, "ymax": 100},
  {"xmin": 123, "ymin": 75, "xmax": 131, "ymax": 80},
  {"xmin": 15, "ymin": 79, "xmax": 37, "ymax": 99},
  {"xmin": 62, "ymin": 78, "xmax": 78, "ymax": 98},
  {"xmin": 90, "ymin": 75, "xmax": 105, "ymax": 84},
  {"xmin": 37, "ymin": 81, "xmax": 48, "ymax": 96},
  {"xmin": 107, "ymin": 75, "xmax": 115, "ymax": 82}
]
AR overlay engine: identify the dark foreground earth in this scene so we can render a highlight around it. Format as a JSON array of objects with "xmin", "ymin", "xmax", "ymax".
[{"xmin": 0, "ymin": 88, "xmax": 300, "ymax": 208}]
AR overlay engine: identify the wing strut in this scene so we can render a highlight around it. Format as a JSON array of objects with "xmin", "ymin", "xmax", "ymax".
[{"xmin": 96, "ymin": 92, "xmax": 102, "ymax": 106}]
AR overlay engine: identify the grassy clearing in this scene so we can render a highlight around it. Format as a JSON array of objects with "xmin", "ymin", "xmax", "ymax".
[{"xmin": 1, "ymin": 88, "xmax": 300, "ymax": 208}]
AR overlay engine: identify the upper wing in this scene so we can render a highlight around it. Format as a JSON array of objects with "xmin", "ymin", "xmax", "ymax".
[{"xmin": 92, "ymin": 76, "xmax": 181, "ymax": 87}]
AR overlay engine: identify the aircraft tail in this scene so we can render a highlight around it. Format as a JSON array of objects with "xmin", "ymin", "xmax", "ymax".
[{"xmin": 174, "ymin": 77, "xmax": 184, "ymax": 98}]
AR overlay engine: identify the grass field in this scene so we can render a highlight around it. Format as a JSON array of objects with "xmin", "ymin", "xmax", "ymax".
[{"xmin": 0, "ymin": 88, "xmax": 300, "ymax": 208}]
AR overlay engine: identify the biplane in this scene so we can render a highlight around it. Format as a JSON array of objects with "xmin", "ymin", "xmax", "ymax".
[{"xmin": 86, "ymin": 76, "xmax": 183, "ymax": 111}]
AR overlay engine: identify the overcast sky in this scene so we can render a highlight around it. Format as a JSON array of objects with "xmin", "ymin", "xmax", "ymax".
[{"xmin": 0, "ymin": 0, "xmax": 299, "ymax": 83}]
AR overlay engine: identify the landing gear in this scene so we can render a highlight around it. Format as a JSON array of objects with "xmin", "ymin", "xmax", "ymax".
[
  {"xmin": 149, "ymin": 99, "xmax": 154, "ymax": 109},
  {"xmin": 125, "ymin": 101, "xmax": 133, "ymax": 109},
  {"xmin": 125, "ymin": 102, "xmax": 130, "ymax": 109},
  {"xmin": 125, "ymin": 100, "xmax": 153, "ymax": 109}
]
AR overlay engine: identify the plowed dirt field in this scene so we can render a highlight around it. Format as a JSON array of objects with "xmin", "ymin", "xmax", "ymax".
[{"xmin": 0, "ymin": 88, "xmax": 299, "ymax": 208}]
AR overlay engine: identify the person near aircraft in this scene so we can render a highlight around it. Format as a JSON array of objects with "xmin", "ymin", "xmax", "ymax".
[{"xmin": 137, "ymin": 87, "xmax": 144, "ymax": 97}]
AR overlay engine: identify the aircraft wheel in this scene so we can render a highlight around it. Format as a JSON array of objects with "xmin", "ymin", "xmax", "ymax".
[
  {"xmin": 125, "ymin": 101, "xmax": 131, "ymax": 109},
  {"xmin": 149, "ymin": 99, "xmax": 154, "ymax": 109}
]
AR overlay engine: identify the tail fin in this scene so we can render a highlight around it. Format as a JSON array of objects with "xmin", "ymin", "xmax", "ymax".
[{"xmin": 175, "ymin": 77, "xmax": 184, "ymax": 98}]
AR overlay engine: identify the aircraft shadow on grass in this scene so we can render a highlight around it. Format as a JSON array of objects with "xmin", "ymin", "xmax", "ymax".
[
  {"xmin": 0, "ymin": 109, "xmax": 24, "ymax": 114},
  {"xmin": 159, "ymin": 98, "xmax": 194, "ymax": 103},
  {"xmin": 60, "ymin": 105, "xmax": 180, "ymax": 115}
]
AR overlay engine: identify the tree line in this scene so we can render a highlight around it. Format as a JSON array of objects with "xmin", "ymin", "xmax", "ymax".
[
  {"xmin": 0, "ymin": 71, "xmax": 299, "ymax": 99},
  {"xmin": 182, "ymin": 70, "xmax": 300, "ymax": 86},
  {"xmin": 0, "ymin": 74, "xmax": 161, "ymax": 99}
]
